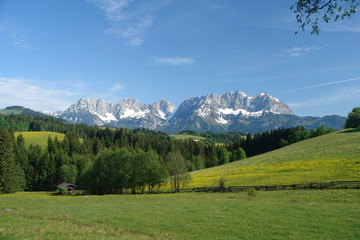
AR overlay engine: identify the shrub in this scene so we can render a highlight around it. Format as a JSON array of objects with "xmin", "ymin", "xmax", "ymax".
[{"xmin": 247, "ymin": 188, "xmax": 257, "ymax": 200}]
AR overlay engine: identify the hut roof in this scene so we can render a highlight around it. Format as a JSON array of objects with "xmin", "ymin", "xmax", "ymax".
[{"xmin": 57, "ymin": 183, "xmax": 77, "ymax": 189}]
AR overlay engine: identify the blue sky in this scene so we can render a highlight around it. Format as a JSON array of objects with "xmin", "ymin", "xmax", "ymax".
[{"xmin": 0, "ymin": 0, "xmax": 359, "ymax": 117}]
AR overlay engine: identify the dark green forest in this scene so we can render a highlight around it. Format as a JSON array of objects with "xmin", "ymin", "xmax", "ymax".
[{"xmin": 0, "ymin": 114, "xmax": 334, "ymax": 194}]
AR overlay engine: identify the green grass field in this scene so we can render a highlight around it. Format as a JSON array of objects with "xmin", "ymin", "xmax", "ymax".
[
  {"xmin": 188, "ymin": 129, "xmax": 360, "ymax": 188},
  {"xmin": 171, "ymin": 134, "xmax": 207, "ymax": 141},
  {"xmin": 1, "ymin": 129, "xmax": 359, "ymax": 239},
  {"xmin": 14, "ymin": 131, "xmax": 65, "ymax": 148},
  {"xmin": 0, "ymin": 190, "xmax": 359, "ymax": 240}
]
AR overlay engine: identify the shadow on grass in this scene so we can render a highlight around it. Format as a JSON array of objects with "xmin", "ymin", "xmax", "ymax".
[{"xmin": 340, "ymin": 127, "xmax": 360, "ymax": 133}]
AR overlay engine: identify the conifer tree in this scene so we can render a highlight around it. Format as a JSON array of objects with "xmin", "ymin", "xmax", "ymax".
[
  {"xmin": 14, "ymin": 134, "xmax": 27, "ymax": 190},
  {"xmin": 0, "ymin": 128, "xmax": 18, "ymax": 193}
]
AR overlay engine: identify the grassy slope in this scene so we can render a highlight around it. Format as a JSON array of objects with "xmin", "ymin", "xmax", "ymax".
[
  {"xmin": 171, "ymin": 134, "xmax": 207, "ymax": 141},
  {"xmin": 14, "ymin": 131, "xmax": 65, "ymax": 148},
  {"xmin": 189, "ymin": 128, "xmax": 360, "ymax": 187},
  {"xmin": 0, "ymin": 190, "xmax": 359, "ymax": 240}
]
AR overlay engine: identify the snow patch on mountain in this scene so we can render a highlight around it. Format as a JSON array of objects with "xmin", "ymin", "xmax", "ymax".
[
  {"xmin": 240, "ymin": 109, "xmax": 264, "ymax": 117},
  {"xmin": 90, "ymin": 111, "xmax": 117, "ymax": 122},
  {"xmin": 218, "ymin": 108, "xmax": 266, "ymax": 118},
  {"xmin": 196, "ymin": 106, "xmax": 211, "ymax": 118},
  {"xmin": 119, "ymin": 109, "xmax": 150, "ymax": 119},
  {"xmin": 215, "ymin": 116, "xmax": 228, "ymax": 124},
  {"xmin": 218, "ymin": 108, "xmax": 242, "ymax": 115},
  {"xmin": 157, "ymin": 109, "xmax": 167, "ymax": 119}
]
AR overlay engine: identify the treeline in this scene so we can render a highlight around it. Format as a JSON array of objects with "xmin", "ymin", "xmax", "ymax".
[
  {"xmin": 227, "ymin": 125, "xmax": 335, "ymax": 157},
  {"xmin": 0, "ymin": 113, "xmax": 335, "ymax": 194},
  {"xmin": 180, "ymin": 125, "xmax": 335, "ymax": 157},
  {"xmin": 0, "ymin": 127, "xmax": 241, "ymax": 194}
]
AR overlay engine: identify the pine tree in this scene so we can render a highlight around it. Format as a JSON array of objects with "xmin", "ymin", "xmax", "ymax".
[
  {"xmin": 14, "ymin": 134, "xmax": 27, "ymax": 191},
  {"xmin": 0, "ymin": 128, "xmax": 18, "ymax": 193}
]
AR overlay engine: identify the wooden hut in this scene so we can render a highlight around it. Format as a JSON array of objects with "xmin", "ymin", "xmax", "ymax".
[{"xmin": 57, "ymin": 183, "xmax": 77, "ymax": 194}]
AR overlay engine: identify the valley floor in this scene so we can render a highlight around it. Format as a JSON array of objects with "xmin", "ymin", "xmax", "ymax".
[{"xmin": 1, "ymin": 190, "xmax": 359, "ymax": 240}]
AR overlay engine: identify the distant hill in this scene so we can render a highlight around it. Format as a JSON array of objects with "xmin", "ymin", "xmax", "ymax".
[
  {"xmin": 0, "ymin": 106, "xmax": 46, "ymax": 116},
  {"xmin": 188, "ymin": 128, "xmax": 360, "ymax": 187},
  {"xmin": 0, "ymin": 110, "xmax": 74, "ymax": 132}
]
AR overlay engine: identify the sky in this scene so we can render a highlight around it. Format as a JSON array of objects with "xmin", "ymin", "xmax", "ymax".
[{"xmin": 0, "ymin": 0, "xmax": 359, "ymax": 117}]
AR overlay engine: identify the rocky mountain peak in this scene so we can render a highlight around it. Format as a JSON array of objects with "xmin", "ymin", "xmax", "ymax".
[
  {"xmin": 121, "ymin": 98, "xmax": 141, "ymax": 107},
  {"xmin": 151, "ymin": 100, "xmax": 176, "ymax": 116},
  {"xmin": 55, "ymin": 97, "xmax": 177, "ymax": 129},
  {"xmin": 52, "ymin": 90, "xmax": 295, "ymax": 132},
  {"xmin": 167, "ymin": 91, "xmax": 294, "ymax": 129}
]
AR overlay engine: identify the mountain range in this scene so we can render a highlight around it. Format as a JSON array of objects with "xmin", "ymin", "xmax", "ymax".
[
  {"xmin": 47, "ymin": 91, "xmax": 346, "ymax": 134},
  {"xmin": 52, "ymin": 97, "xmax": 175, "ymax": 130}
]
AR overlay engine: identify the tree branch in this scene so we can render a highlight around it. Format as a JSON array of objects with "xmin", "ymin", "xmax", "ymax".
[{"xmin": 314, "ymin": 0, "xmax": 333, "ymax": 10}]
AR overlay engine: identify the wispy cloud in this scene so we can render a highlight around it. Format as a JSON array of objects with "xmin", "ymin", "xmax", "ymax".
[
  {"xmin": 0, "ymin": 25, "xmax": 6, "ymax": 32},
  {"xmin": 284, "ymin": 77, "xmax": 360, "ymax": 93},
  {"xmin": 90, "ymin": 0, "xmax": 164, "ymax": 46},
  {"xmin": 0, "ymin": 77, "xmax": 79, "ymax": 111},
  {"xmin": 283, "ymin": 45, "xmax": 324, "ymax": 57},
  {"xmin": 288, "ymin": 86, "xmax": 360, "ymax": 109},
  {"xmin": 321, "ymin": 19, "xmax": 360, "ymax": 32},
  {"xmin": 105, "ymin": 17, "xmax": 153, "ymax": 46},
  {"xmin": 315, "ymin": 64, "xmax": 360, "ymax": 73},
  {"xmin": 0, "ymin": 24, "xmax": 31, "ymax": 48},
  {"xmin": 110, "ymin": 82, "xmax": 124, "ymax": 91},
  {"xmin": 153, "ymin": 57, "xmax": 195, "ymax": 66}
]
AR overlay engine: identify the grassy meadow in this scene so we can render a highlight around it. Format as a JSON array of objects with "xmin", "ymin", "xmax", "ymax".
[
  {"xmin": 188, "ymin": 129, "xmax": 360, "ymax": 188},
  {"xmin": 1, "ymin": 129, "xmax": 358, "ymax": 239},
  {"xmin": 1, "ymin": 190, "xmax": 359, "ymax": 240},
  {"xmin": 171, "ymin": 134, "xmax": 207, "ymax": 141},
  {"xmin": 14, "ymin": 131, "xmax": 66, "ymax": 148}
]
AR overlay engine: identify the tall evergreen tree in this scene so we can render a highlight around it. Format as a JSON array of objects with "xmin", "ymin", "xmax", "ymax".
[
  {"xmin": 0, "ymin": 129, "xmax": 18, "ymax": 193},
  {"xmin": 14, "ymin": 134, "xmax": 27, "ymax": 190},
  {"xmin": 27, "ymin": 145, "xmax": 43, "ymax": 190},
  {"xmin": 204, "ymin": 144, "xmax": 218, "ymax": 168}
]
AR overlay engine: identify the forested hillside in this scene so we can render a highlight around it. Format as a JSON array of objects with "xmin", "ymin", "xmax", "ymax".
[{"xmin": 0, "ymin": 113, "xmax": 335, "ymax": 194}]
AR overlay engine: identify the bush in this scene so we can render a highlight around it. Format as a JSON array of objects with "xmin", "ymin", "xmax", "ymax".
[
  {"xmin": 247, "ymin": 188, "xmax": 257, "ymax": 200},
  {"xmin": 218, "ymin": 177, "xmax": 226, "ymax": 188},
  {"xmin": 345, "ymin": 107, "xmax": 360, "ymax": 128}
]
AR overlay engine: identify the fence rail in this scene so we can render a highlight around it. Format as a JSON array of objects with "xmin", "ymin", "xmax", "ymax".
[{"xmin": 180, "ymin": 181, "xmax": 360, "ymax": 193}]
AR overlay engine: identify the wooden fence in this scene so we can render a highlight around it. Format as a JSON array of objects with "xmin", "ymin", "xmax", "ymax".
[{"xmin": 180, "ymin": 181, "xmax": 360, "ymax": 193}]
